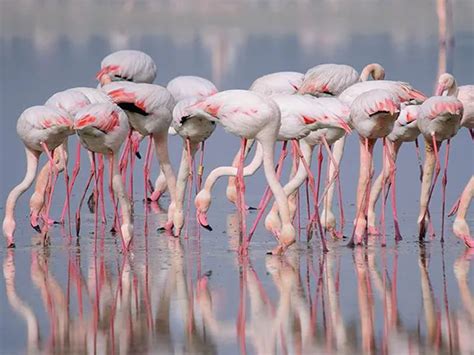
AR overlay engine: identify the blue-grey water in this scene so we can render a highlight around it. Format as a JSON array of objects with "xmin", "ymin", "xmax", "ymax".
[{"xmin": 1, "ymin": 1, "xmax": 473, "ymax": 354}]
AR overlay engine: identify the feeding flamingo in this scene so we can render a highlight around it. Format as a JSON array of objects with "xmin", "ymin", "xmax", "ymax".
[
  {"xmin": 263, "ymin": 97, "xmax": 351, "ymax": 239},
  {"xmin": 348, "ymin": 89, "xmax": 401, "ymax": 246},
  {"xmin": 150, "ymin": 75, "xmax": 218, "ymax": 204},
  {"xmin": 3, "ymin": 106, "xmax": 74, "ymax": 247},
  {"xmin": 28, "ymin": 89, "xmax": 91, "ymax": 233},
  {"xmin": 73, "ymin": 103, "xmax": 133, "ymax": 251},
  {"xmin": 297, "ymin": 63, "xmax": 386, "ymax": 233},
  {"xmin": 366, "ymin": 104, "xmax": 421, "ymax": 240},
  {"xmin": 416, "ymin": 92, "xmax": 462, "ymax": 240},
  {"xmin": 450, "ymin": 176, "xmax": 473, "ymax": 248},
  {"xmin": 102, "ymin": 81, "xmax": 180, "ymax": 233},
  {"xmin": 258, "ymin": 95, "xmax": 351, "ymax": 250},
  {"xmin": 96, "ymin": 50, "xmax": 157, "ymax": 87},
  {"xmin": 185, "ymin": 90, "xmax": 296, "ymax": 255},
  {"xmin": 225, "ymin": 71, "xmax": 305, "ymax": 207}
]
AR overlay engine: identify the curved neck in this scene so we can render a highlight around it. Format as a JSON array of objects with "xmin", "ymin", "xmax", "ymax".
[
  {"xmin": 360, "ymin": 64, "xmax": 385, "ymax": 82},
  {"xmin": 259, "ymin": 139, "xmax": 291, "ymax": 225},
  {"xmin": 204, "ymin": 142, "xmax": 263, "ymax": 192}
]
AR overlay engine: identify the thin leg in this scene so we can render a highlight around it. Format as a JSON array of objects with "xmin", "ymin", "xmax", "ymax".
[
  {"xmin": 196, "ymin": 141, "xmax": 205, "ymax": 192},
  {"xmin": 440, "ymin": 139, "xmax": 450, "ymax": 242},
  {"xmin": 143, "ymin": 135, "xmax": 154, "ymax": 234},
  {"xmin": 75, "ymin": 170, "xmax": 93, "ymax": 237},
  {"xmin": 236, "ymin": 139, "xmax": 248, "ymax": 248},
  {"xmin": 380, "ymin": 138, "xmax": 387, "ymax": 246},
  {"xmin": 295, "ymin": 141, "xmax": 328, "ymax": 252},
  {"xmin": 40, "ymin": 142, "xmax": 58, "ymax": 232},
  {"xmin": 60, "ymin": 141, "xmax": 81, "ymax": 224},
  {"xmin": 387, "ymin": 141, "xmax": 402, "ymax": 241},
  {"xmin": 97, "ymin": 155, "xmax": 107, "ymax": 225}
]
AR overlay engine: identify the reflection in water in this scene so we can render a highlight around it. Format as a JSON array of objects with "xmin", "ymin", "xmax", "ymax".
[{"xmin": 3, "ymin": 232, "xmax": 473, "ymax": 354}]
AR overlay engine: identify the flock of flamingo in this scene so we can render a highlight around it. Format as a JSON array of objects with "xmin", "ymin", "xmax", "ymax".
[{"xmin": 2, "ymin": 49, "xmax": 473, "ymax": 254}]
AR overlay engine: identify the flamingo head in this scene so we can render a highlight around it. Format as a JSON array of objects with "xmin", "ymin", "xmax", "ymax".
[
  {"xmin": 397, "ymin": 105, "xmax": 420, "ymax": 126},
  {"xmin": 435, "ymin": 73, "xmax": 456, "ymax": 96},
  {"xmin": 195, "ymin": 190, "xmax": 213, "ymax": 231}
]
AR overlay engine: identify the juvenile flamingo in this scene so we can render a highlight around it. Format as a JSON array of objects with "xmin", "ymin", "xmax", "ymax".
[
  {"xmin": 417, "ymin": 94, "xmax": 462, "ymax": 240},
  {"xmin": 3, "ymin": 106, "xmax": 74, "ymax": 247},
  {"xmin": 187, "ymin": 90, "xmax": 296, "ymax": 255},
  {"xmin": 102, "ymin": 81, "xmax": 180, "ymax": 233},
  {"xmin": 96, "ymin": 50, "xmax": 157, "ymax": 87},
  {"xmin": 348, "ymin": 89, "xmax": 401, "ymax": 246},
  {"xmin": 73, "ymin": 103, "xmax": 133, "ymax": 251},
  {"xmin": 150, "ymin": 75, "xmax": 218, "ymax": 203},
  {"xmin": 366, "ymin": 104, "xmax": 421, "ymax": 240}
]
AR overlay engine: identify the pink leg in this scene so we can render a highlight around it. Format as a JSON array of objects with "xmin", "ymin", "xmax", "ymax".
[
  {"xmin": 129, "ymin": 138, "xmax": 136, "ymax": 200},
  {"xmin": 40, "ymin": 142, "xmax": 58, "ymax": 232},
  {"xmin": 440, "ymin": 139, "xmax": 450, "ymax": 242},
  {"xmin": 97, "ymin": 155, "xmax": 107, "ymax": 225},
  {"xmin": 386, "ymin": 142, "xmax": 402, "ymax": 241},
  {"xmin": 108, "ymin": 155, "xmax": 123, "ymax": 245},
  {"xmin": 184, "ymin": 138, "xmax": 195, "ymax": 239},
  {"xmin": 119, "ymin": 133, "xmax": 131, "ymax": 178},
  {"xmin": 62, "ymin": 150, "xmax": 72, "ymax": 237},
  {"xmin": 143, "ymin": 135, "xmax": 153, "ymax": 234},
  {"xmin": 75, "ymin": 170, "xmax": 93, "ymax": 237},
  {"xmin": 320, "ymin": 137, "xmax": 344, "ymax": 238},
  {"xmin": 247, "ymin": 141, "xmax": 288, "ymax": 242},
  {"xmin": 236, "ymin": 139, "xmax": 248, "ymax": 248},
  {"xmin": 380, "ymin": 138, "xmax": 387, "ymax": 246},
  {"xmin": 60, "ymin": 141, "xmax": 81, "ymax": 224},
  {"xmin": 196, "ymin": 141, "xmax": 205, "ymax": 192},
  {"xmin": 295, "ymin": 141, "xmax": 328, "ymax": 252},
  {"xmin": 91, "ymin": 153, "xmax": 100, "ymax": 246},
  {"xmin": 415, "ymin": 139, "xmax": 435, "ymax": 238}
]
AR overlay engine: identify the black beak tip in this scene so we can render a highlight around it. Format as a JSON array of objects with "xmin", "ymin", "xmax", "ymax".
[
  {"xmin": 247, "ymin": 206, "xmax": 258, "ymax": 211},
  {"xmin": 32, "ymin": 225, "xmax": 42, "ymax": 233},
  {"xmin": 157, "ymin": 226, "xmax": 166, "ymax": 232},
  {"xmin": 7, "ymin": 242, "xmax": 16, "ymax": 249},
  {"xmin": 201, "ymin": 224, "xmax": 213, "ymax": 232},
  {"xmin": 180, "ymin": 115, "xmax": 191, "ymax": 124},
  {"xmin": 135, "ymin": 151, "xmax": 142, "ymax": 159}
]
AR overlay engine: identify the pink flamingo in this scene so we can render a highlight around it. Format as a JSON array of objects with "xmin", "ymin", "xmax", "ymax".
[
  {"xmin": 297, "ymin": 63, "xmax": 386, "ymax": 234},
  {"xmin": 151, "ymin": 75, "xmax": 218, "ymax": 204},
  {"xmin": 263, "ymin": 97, "xmax": 351, "ymax": 239},
  {"xmin": 225, "ymin": 71, "xmax": 304, "ymax": 207},
  {"xmin": 188, "ymin": 90, "xmax": 296, "ymax": 255},
  {"xmin": 451, "ymin": 176, "xmax": 474, "ymax": 248},
  {"xmin": 3, "ymin": 106, "xmax": 74, "ymax": 247},
  {"xmin": 28, "ymin": 89, "xmax": 90, "ymax": 233},
  {"xmin": 73, "ymin": 103, "xmax": 133, "ymax": 251},
  {"xmin": 96, "ymin": 50, "xmax": 157, "ymax": 87},
  {"xmin": 366, "ymin": 104, "xmax": 421, "ymax": 240},
  {"xmin": 102, "ymin": 81, "xmax": 179, "ymax": 233},
  {"xmin": 256, "ymin": 95, "xmax": 351, "ymax": 250},
  {"xmin": 417, "ymin": 93, "xmax": 462, "ymax": 240},
  {"xmin": 348, "ymin": 89, "xmax": 401, "ymax": 246}
]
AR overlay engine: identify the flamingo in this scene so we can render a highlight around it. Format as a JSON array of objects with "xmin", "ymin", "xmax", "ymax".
[
  {"xmin": 348, "ymin": 89, "xmax": 401, "ymax": 246},
  {"xmin": 417, "ymin": 94, "xmax": 462, "ymax": 240},
  {"xmin": 150, "ymin": 75, "xmax": 218, "ymax": 204},
  {"xmin": 297, "ymin": 63, "xmax": 386, "ymax": 233},
  {"xmin": 186, "ymin": 90, "xmax": 296, "ymax": 255},
  {"xmin": 366, "ymin": 104, "xmax": 421, "ymax": 240},
  {"xmin": 102, "ymin": 81, "xmax": 180, "ymax": 233},
  {"xmin": 450, "ymin": 176, "xmax": 474, "ymax": 248},
  {"xmin": 225, "ymin": 71, "xmax": 305, "ymax": 207},
  {"xmin": 28, "ymin": 89, "xmax": 91, "ymax": 233},
  {"xmin": 96, "ymin": 50, "xmax": 157, "ymax": 87},
  {"xmin": 73, "ymin": 103, "xmax": 133, "ymax": 251},
  {"xmin": 263, "ymin": 97, "xmax": 351, "ymax": 239},
  {"xmin": 3, "ymin": 106, "xmax": 74, "ymax": 247}
]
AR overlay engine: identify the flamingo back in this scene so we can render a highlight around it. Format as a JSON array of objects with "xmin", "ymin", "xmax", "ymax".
[
  {"xmin": 98, "ymin": 50, "xmax": 157, "ymax": 84},
  {"xmin": 45, "ymin": 89, "xmax": 91, "ymax": 116},
  {"xmin": 298, "ymin": 64, "xmax": 359, "ymax": 96},
  {"xmin": 73, "ymin": 87, "xmax": 114, "ymax": 104},
  {"xmin": 172, "ymin": 97, "xmax": 216, "ymax": 142},
  {"xmin": 250, "ymin": 72, "xmax": 304, "ymax": 96},
  {"xmin": 417, "ymin": 96, "xmax": 463, "ymax": 141},
  {"xmin": 167, "ymin": 76, "xmax": 218, "ymax": 102},
  {"xmin": 17, "ymin": 105, "xmax": 74, "ymax": 151}
]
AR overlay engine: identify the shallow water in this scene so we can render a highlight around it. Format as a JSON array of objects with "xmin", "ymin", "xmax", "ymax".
[{"xmin": 1, "ymin": 1, "xmax": 474, "ymax": 354}]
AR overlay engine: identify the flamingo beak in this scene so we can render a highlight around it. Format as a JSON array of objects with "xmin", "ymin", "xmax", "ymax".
[
  {"xmin": 435, "ymin": 84, "xmax": 445, "ymax": 96},
  {"xmin": 337, "ymin": 118, "xmax": 352, "ymax": 134},
  {"xmin": 197, "ymin": 211, "xmax": 213, "ymax": 231}
]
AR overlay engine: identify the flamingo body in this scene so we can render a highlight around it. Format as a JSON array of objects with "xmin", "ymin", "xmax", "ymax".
[
  {"xmin": 417, "ymin": 96, "xmax": 463, "ymax": 141},
  {"xmin": 97, "ymin": 50, "xmax": 157, "ymax": 85},
  {"xmin": 250, "ymin": 72, "xmax": 304, "ymax": 96},
  {"xmin": 167, "ymin": 75, "xmax": 218, "ymax": 102}
]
